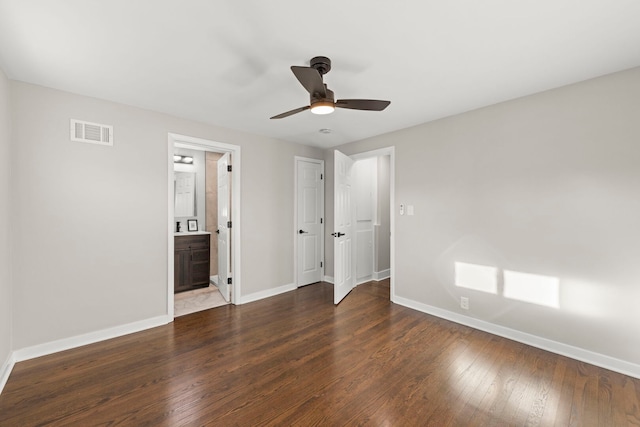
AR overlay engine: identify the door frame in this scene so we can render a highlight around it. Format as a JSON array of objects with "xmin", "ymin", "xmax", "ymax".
[
  {"xmin": 294, "ymin": 156, "xmax": 325, "ymax": 287},
  {"xmin": 167, "ymin": 133, "xmax": 242, "ymax": 318},
  {"xmin": 349, "ymin": 146, "xmax": 395, "ymax": 302}
]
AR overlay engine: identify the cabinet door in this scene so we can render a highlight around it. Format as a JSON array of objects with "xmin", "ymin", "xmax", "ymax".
[
  {"xmin": 174, "ymin": 248, "xmax": 192, "ymax": 292},
  {"xmin": 191, "ymin": 247, "xmax": 210, "ymax": 286}
]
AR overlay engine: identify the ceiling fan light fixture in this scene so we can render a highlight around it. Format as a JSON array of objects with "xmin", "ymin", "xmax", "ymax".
[{"xmin": 310, "ymin": 101, "xmax": 335, "ymax": 115}]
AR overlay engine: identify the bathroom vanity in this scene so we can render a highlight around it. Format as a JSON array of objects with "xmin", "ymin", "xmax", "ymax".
[{"xmin": 174, "ymin": 231, "xmax": 211, "ymax": 293}]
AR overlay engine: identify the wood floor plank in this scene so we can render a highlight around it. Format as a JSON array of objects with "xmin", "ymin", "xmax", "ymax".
[
  {"xmin": 538, "ymin": 355, "xmax": 570, "ymax": 426},
  {"xmin": 569, "ymin": 362, "xmax": 602, "ymax": 426},
  {"xmin": 442, "ymin": 335, "xmax": 514, "ymax": 425},
  {"xmin": 1, "ymin": 279, "xmax": 639, "ymax": 426},
  {"xmin": 517, "ymin": 348, "xmax": 558, "ymax": 426},
  {"xmin": 620, "ymin": 376, "xmax": 640, "ymax": 425}
]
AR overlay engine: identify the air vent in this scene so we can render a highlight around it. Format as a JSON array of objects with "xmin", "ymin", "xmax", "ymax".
[{"xmin": 70, "ymin": 119, "xmax": 113, "ymax": 146}]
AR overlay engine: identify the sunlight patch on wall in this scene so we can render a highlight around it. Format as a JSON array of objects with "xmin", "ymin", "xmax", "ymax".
[
  {"xmin": 454, "ymin": 261, "xmax": 560, "ymax": 309},
  {"xmin": 455, "ymin": 262, "xmax": 498, "ymax": 294},
  {"xmin": 504, "ymin": 270, "xmax": 559, "ymax": 308}
]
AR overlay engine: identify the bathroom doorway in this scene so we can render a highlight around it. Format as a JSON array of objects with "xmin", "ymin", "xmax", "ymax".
[{"xmin": 167, "ymin": 133, "xmax": 241, "ymax": 318}]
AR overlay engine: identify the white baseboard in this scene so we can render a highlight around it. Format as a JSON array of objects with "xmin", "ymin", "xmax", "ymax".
[
  {"xmin": 356, "ymin": 276, "xmax": 373, "ymax": 286},
  {"xmin": 0, "ymin": 352, "xmax": 16, "ymax": 395},
  {"xmin": 239, "ymin": 283, "xmax": 297, "ymax": 304},
  {"xmin": 210, "ymin": 275, "xmax": 219, "ymax": 286},
  {"xmin": 374, "ymin": 269, "xmax": 390, "ymax": 281},
  {"xmin": 356, "ymin": 270, "xmax": 390, "ymax": 286},
  {"xmin": 323, "ymin": 275, "xmax": 334, "ymax": 284},
  {"xmin": 393, "ymin": 295, "xmax": 640, "ymax": 380},
  {"xmin": 13, "ymin": 315, "xmax": 172, "ymax": 364}
]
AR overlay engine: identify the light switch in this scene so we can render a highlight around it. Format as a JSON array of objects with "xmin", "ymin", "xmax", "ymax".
[{"xmin": 407, "ymin": 205, "xmax": 414, "ymax": 216}]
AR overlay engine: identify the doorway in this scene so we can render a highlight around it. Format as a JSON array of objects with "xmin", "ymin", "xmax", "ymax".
[
  {"xmin": 167, "ymin": 133, "xmax": 242, "ymax": 319},
  {"xmin": 333, "ymin": 147, "xmax": 395, "ymax": 304},
  {"xmin": 353, "ymin": 155, "xmax": 391, "ymax": 285}
]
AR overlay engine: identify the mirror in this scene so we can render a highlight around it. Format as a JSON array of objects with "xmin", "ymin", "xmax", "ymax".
[{"xmin": 175, "ymin": 171, "xmax": 196, "ymax": 217}]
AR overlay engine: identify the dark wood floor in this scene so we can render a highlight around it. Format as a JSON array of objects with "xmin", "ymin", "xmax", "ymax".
[{"xmin": 1, "ymin": 280, "xmax": 639, "ymax": 426}]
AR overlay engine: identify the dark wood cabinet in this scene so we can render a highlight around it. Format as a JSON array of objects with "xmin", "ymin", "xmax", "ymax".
[{"xmin": 174, "ymin": 234, "xmax": 210, "ymax": 293}]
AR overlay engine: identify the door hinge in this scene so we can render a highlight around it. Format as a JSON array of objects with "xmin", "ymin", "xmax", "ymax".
[
  {"xmin": 320, "ymin": 218, "xmax": 323, "ymax": 224},
  {"xmin": 320, "ymin": 173, "xmax": 323, "ymax": 180},
  {"xmin": 320, "ymin": 261, "xmax": 323, "ymax": 268},
  {"xmin": 227, "ymin": 221, "xmax": 232, "ymax": 228},
  {"xmin": 227, "ymin": 277, "xmax": 232, "ymax": 285},
  {"xmin": 227, "ymin": 165, "xmax": 232, "ymax": 172}
]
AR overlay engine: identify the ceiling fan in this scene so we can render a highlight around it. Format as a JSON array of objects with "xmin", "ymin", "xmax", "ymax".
[{"xmin": 270, "ymin": 56, "xmax": 391, "ymax": 119}]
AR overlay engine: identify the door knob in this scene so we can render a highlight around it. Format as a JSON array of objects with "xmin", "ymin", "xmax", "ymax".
[
  {"xmin": 298, "ymin": 230, "xmax": 308, "ymax": 234},
  {"xmin": 331, "ymin": 232, "xmax": 345, "ymax": 237},
  {"xmin": 216, "ymin": 229, "xmax": 220, "ymax": 234}
]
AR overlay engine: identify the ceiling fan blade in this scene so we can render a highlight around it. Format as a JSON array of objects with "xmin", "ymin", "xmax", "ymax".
[
  {"xmin": 335, "ymin": 99, "xmax": 390, "ymax": 111},
  {"xmin": 291, "ymin": 66, "xmax": 326, "ymax": 97},
  {"xmin": 270, "ymin": 105, "xmax": 310, "ymax": 119}
]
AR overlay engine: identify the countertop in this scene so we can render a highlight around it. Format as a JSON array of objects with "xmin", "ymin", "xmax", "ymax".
[{"xmin": 174, "ymin": 231, "xmax": 212, "ymax": 236}]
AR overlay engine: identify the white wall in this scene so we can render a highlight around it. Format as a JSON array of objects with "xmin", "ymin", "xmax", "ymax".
[
  {"xmin": 327, "ymin": 67, "xmax": 640, "ymax": 371},
  {"xmin": 10, "ymin": 81, "xmax": 323, "ymax": 350},
  {"xmin": 0, "ymin": 68, "xmax": 12, "ymax": 387}
]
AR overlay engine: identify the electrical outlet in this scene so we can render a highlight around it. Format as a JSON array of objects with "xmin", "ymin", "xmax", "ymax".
[{"xmin": 460, "ymin": 297, "xmax": 469, "ymax": 310}]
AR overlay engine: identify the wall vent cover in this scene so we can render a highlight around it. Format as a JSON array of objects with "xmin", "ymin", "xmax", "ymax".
[{"xmin": 70, "ymin": 119, "xmax": 113, "ymax": 146}]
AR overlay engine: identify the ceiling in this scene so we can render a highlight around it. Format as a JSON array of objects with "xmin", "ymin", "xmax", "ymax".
[{"xmin": 0, "ymin": 1, "xmax": 639, "ymax": 149}]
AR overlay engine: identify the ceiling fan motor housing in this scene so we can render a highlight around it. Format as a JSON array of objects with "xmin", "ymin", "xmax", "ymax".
[
  {"xmin": 311, "ymin": 86, "xmax": 335, "ymax": 105},
  {"xmin": 310, "ymin": 56, "xmax": 331, "ymax": 75}
]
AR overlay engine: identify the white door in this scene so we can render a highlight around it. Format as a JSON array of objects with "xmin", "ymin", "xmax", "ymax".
[
  {"xmin": 296, "ymin": 159, "xmax": 323, "ymax": 286},
  {"xmin": 333, "ymin": 150, "xmax": 356, "ymax": 304},
  {"xmin": 217, "ymin": 152, "xmax": 231, "ymax": 302}
]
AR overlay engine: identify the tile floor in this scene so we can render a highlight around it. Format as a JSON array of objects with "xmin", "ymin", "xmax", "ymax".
[{"xmin": 174, "ymin": 285, "xmax": 229, "ymax": 317}]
